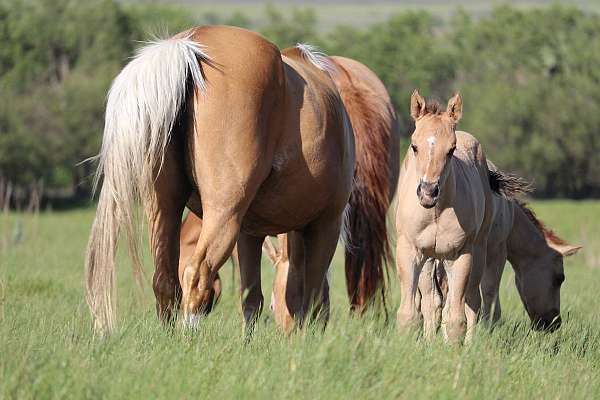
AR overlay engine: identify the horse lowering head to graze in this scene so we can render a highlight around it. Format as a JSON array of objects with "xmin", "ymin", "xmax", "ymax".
[
  {"xmin": 409, "ymin": 89, "xmax": 461, "ymax": 209},
  {"xmin": 174, "ymin": 54, "xmax": 401, "ymax": 320},
  {"xmin": 507, "ymin": 201, "xmax": 581, "ymax": 331},
  {"xmin": 84, "ymin": 25, "xmax": 355, "ymax": 335}
]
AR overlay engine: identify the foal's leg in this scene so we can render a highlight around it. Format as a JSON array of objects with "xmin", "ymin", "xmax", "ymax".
[
  {"xmin": 302, "ymin": 215, "xmax": 341, "ymax": 325},
  {"xmin": 419, "ymin": 258, "xmax": 443, "ymax": 339},
  {"xmin": 441, "ymin": 248, "xmax": 472, "ymax": 343},
  {"xmin": 147, "ymin": 143, "xmax": 191, "ymax": 322},
  {"xmin": 396, "ymin": 235, "xmax": 425, "ymax": 330},
  {"xmin": 464, "ymin": 243, "xmax": 486, "ymax": 343},
  {"xmin": 481, "ymin": 244, "xmax": 507, "ymax": 324},
  {"xmin": 237, "ymin": 231, "xmax": 265, "ymax": 333}
]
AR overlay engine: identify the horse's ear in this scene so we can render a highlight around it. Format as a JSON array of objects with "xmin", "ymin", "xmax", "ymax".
[
  {"xmin": 410, "ymin": 89, "xmax": 426, "ymax": 121},
  {"xmin": 549, "ymin": 242, "xmax": 582, "ymax": 257},
  {"xmin": 446, "ymin": 92, "xmax": 462, "ymax": 123}
]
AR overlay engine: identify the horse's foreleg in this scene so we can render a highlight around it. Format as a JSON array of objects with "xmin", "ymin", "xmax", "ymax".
[
  {"xmin": 396, "ymin": 235, "xmax": 425, "ymax": 330},
  {"xmin": 237, "ymin": 231, "xmax": 265, "ymax": 334},
  {"xmin": 180, "ymin": 214, "xmax": 241, "ymax": 325},
  {"xmin": 178, "ymin": 213, "xmax": 222, "ymax": 313},
  {"xmin": 146, "ymin": 144, "xmax": 191, "ymax": 323},
  {"xmin": 481, "ymin": 244, "xmax": 506, "ymax": 325},
  {"xmin": 442, "ymin": 248, "xmax": 472, "ymax": 343},
  {"xmin": 464, "ymin": 243, "xmax": 486, "ymax": 343}
]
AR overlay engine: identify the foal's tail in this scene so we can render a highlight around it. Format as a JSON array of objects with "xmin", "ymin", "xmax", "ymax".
[
  {"xmin": 342, "ymin": 99, "xmax": 397, "ymax": 314},
  {"xmin": 85, "ymin": 36, "xmax": 209, "ymax": 334}
]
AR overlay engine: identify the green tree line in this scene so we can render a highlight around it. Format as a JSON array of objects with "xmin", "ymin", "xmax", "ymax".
[{"xmin": 1, "ymin": 0, "xmax": 599, "ymax": 204}]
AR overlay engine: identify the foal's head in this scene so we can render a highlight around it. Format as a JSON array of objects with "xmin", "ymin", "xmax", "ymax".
[
  {"xmin": 409, "ymin": 90, "xmax": 462, "ymax": 208},
  {"xmin": 514, "ymin": 204, "xmax": 582, "ymax": 331}
]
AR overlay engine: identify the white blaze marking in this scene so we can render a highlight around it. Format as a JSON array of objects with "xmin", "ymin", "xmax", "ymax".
[{"xmin": 423, "ymin": 136, "xmax": 436, "ymax": 183}]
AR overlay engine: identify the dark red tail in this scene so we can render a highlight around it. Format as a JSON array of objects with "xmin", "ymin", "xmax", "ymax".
[
  {"xmin": 337, "ymin": 84, "xmax": 399, "ymax": 313},
  {"xmin": 344, "ymin": 110, "xmax": 397, "ymax": 312}
]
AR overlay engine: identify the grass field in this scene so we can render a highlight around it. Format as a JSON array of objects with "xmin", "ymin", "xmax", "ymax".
[{"xmin": 2, "ymin": 201, "xmax": 600, "ymax": 399}]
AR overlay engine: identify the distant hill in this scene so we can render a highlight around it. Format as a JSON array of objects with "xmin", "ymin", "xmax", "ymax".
[{"xmin": 133, "ymin": 0, "xmax": 600, "ymax": 30}]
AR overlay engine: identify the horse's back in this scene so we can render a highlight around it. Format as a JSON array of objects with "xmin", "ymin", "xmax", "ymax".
[
  {"xmin": 329, "ymin": 55, "xmax": 401, "ymax": 197},
  {"xmin": 240, "ymin": 47, "xmax": 355, "ymax": 235}
]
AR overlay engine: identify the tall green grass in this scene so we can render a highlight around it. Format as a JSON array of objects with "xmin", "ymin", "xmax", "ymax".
[{"xmin": 1, "ymin": 201, "xmax": 600, "ymax": 399}]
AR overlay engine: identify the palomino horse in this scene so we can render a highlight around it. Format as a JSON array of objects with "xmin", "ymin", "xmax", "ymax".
[
  {"xmin": 85, "ymin": 25, "xmax": 355, "ymax": 334},
  {"xmin": 417, "ymin": 166, "xmax": 581, "ymax": 336},
  {"xmin": 177, "ymin": 55, "xmax": 400, "ymax": 316},
  {"xmin": 395, "ymin": 90, "xmax": 494, "ymax": 343}
]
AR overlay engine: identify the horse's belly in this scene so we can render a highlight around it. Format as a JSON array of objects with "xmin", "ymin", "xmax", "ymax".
[{"xmin": 242, "ymin": 153, "xmax": 352, "ymax": 236}]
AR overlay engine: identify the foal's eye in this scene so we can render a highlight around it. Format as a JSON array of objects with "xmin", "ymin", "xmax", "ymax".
[
  {"xmin": 411, "ymin": 144, "xmax": 418, "ymax": 153},
  {"xmin": 555, "ymin": 273, "xmax": 565, "ymax": 286}
]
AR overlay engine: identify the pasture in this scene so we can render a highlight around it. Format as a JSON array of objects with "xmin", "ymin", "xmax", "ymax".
[{"xmin": 1, "ymin": 200, "xmax": 600, "ymax": 399}]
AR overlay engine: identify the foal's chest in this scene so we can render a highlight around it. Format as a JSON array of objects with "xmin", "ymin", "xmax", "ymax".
[{"xmin": 414, "ymin": 209, "xmax": 472, "ymax": 259}]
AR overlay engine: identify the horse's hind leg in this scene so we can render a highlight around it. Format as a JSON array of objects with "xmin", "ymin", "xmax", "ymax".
[
  {"xmin": 146, "ymin": 142, "xmax": 191, "ymax": 322},
  {"xmin": 302, "ymin": 214, "xmax": 341, "ymax": 325},
  {"xmin": 237, "ymin": 231, "xmax": 265, "ymax": 333}
]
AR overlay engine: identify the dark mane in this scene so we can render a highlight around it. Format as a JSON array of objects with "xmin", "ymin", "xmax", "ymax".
[
  {"xmin": 516, "ymin": 201, "xmax": 569, "ymax": 246},
  {"xmin": 488, "ymin": 166, "xmax": 533, "ymax": 199},
  {"xmin": 488, "ymin": 162, "xmax": 567, "ymax": 246}
]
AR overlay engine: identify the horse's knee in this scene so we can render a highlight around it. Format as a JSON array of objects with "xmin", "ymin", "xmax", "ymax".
[
  {"xmin": 441, "ymin": 301, "xmax": 467, "ymax": 343},
  {"xmin": 397, "ymin": 307, "xmax": 420, "ymax": 330}
]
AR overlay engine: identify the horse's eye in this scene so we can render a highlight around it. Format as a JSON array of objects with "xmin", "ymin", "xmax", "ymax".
[
  {"xmin": 411, "ymin": 144, "xmax": 418, "ymax": 153},
  {"xmin": 447, "ymin": 146, "xmax": 456, "ymax": 157},
  {"xmin": 555, "ymin": 273, "xmax": 565, "ymax": 286}
]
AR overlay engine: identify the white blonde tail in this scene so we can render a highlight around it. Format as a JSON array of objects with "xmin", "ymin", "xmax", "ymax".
[{"xmin": 85, "ymin": 36, "xmax": 210, "ymax": 334}]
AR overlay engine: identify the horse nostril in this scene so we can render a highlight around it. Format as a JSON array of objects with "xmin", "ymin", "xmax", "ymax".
[
  {"xmin": 417, "ymin": 183, "xmax": 422, "ymax": 198},
  {"xmin": 431, "ymin": 184, "xmax": 439, "ymax": 198}
]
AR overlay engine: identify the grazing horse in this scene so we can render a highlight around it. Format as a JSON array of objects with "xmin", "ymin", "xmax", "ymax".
[
  {"xmin": 480, "ymin": 167, "xmax": 581, "ymax": 330},
  {"xmin": 417, "ymin": 167, "xmax": 581, "ymax": 336},
  {"xmin": 177, "ymin": 55, "xmax": 400, "ymax": 317},
  {"xmin": 395, "ymin": 90, "xmax": 494, "ymax": 343},
  {"xmin": 84, "ymin": 25, "xmax": 354, "ymax": 334}
]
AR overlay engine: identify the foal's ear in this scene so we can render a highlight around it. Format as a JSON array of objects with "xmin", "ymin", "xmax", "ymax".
[
  {"xmin": 410, "ymin": 89, "xmax": 426, "ymax": 121},
  {"xmin": 446, "ymin": 93, "xmax": 462, "ymax": 123},
  {"xmin": 548, "ymin": 241, "xmax": 583, "ymax": 257}
]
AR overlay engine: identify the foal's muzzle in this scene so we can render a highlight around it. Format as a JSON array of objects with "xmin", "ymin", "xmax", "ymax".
[{"xmin": 417, "ymin": 179, "xmax": 440, "ymax": 208}]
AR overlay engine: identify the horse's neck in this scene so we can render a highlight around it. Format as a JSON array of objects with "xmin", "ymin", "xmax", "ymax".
[
  {"xmin": 507, "ymin": 203, "xmax": 549, "ymax": 272},
  {"xmin": 436, "ymin": 161, "xmax": 457, "ymax": 209}
]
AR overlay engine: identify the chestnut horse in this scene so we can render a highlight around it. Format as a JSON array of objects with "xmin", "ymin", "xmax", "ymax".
[
  {"xmin": 177, "ymin": 55, "xmax": 400, "ymax": 315},
  {"xmin": 85, "ymin": 25, "xmax": 355, "ymax": 334}
]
